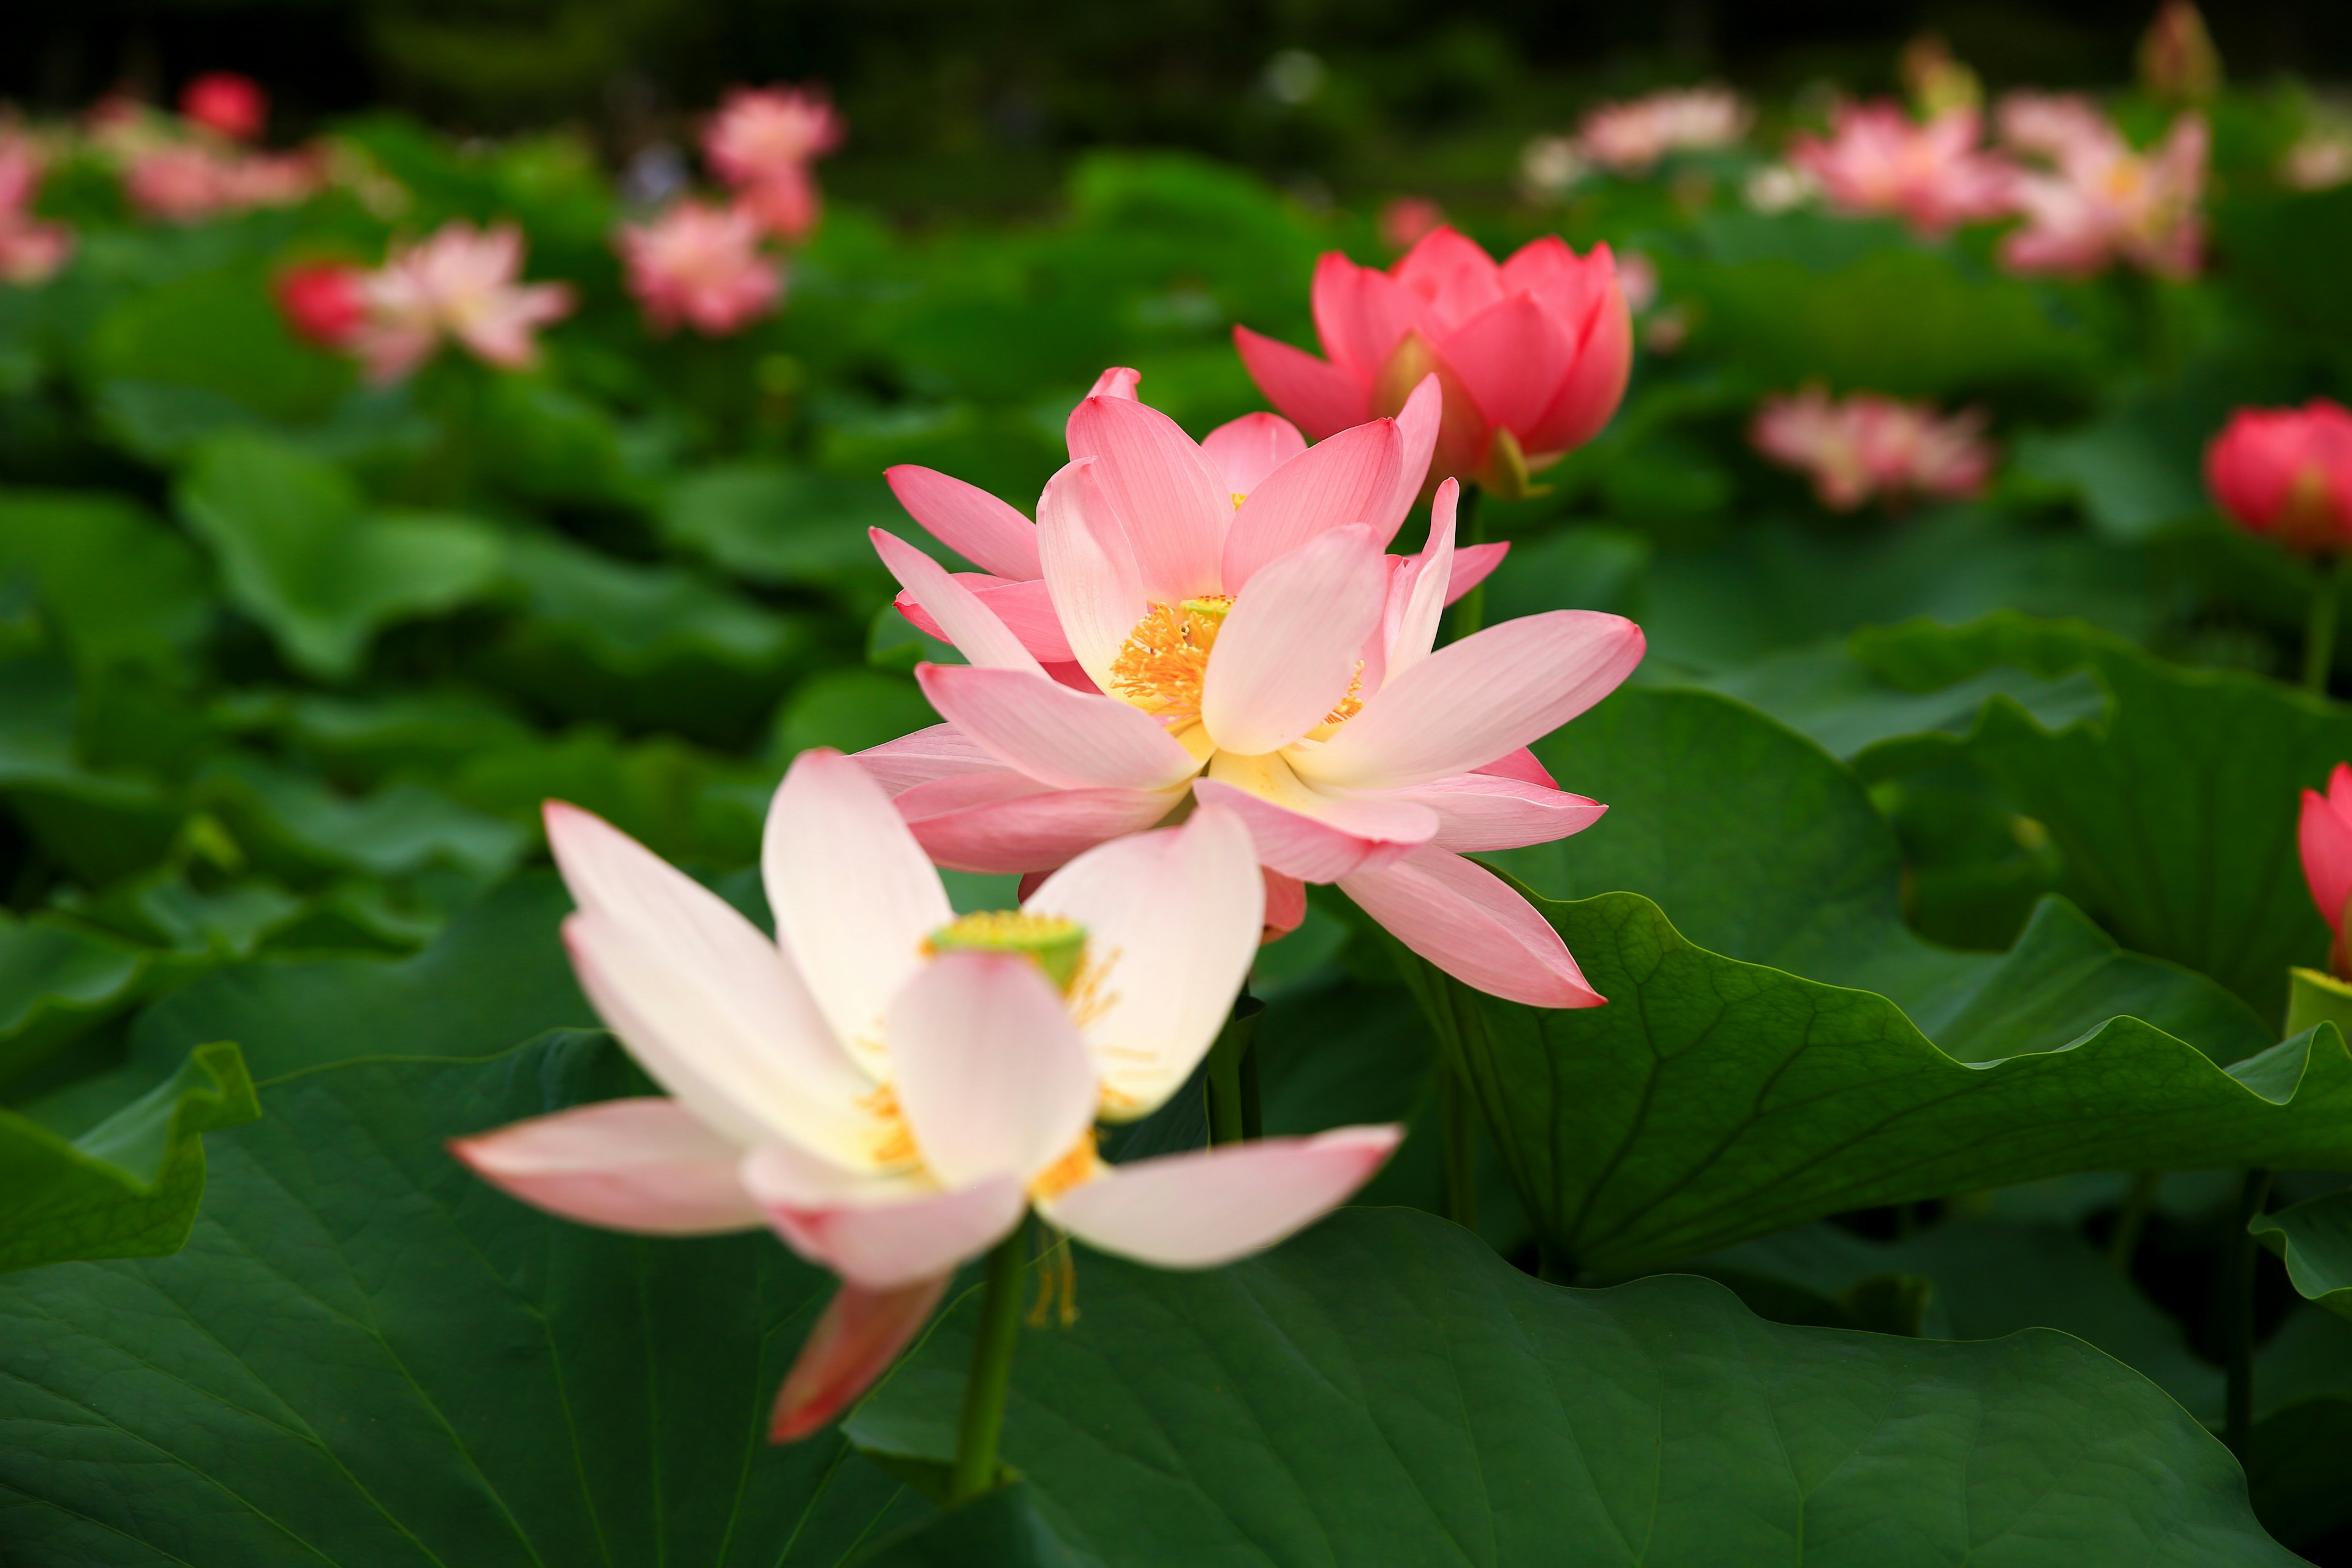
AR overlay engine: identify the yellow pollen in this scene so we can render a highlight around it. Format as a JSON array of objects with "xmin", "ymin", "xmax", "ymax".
[
  {"xmin": 1110, "ymin": 598, "xmax": 1231, "ymax": 721},
  {"xmin": 856, "ymin": 1083, "xmax": 918, "ymax": 1167},
  {"xmin": 924, "ymin": 910, "xmax": 1087, "ymax": 992},
  {"xmin": 1230, "ymin": 492, "xmax": 1248, "ymax": 510},
  {"xmin": 1324, "ymin": 662, "xmax": 1366, "ymax": 726},
  {"xmin": 1029, "ymin": 1128, "xmax": 1100, "ymax": 1203}
]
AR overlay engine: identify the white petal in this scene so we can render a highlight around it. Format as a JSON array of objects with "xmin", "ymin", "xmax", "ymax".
[{"xmin": 886, "ymin": 950, "xmax": 1100, "ymax": 1188}]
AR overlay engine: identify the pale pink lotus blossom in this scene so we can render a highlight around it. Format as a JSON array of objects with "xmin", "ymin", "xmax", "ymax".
[
  {"xmin": 1752, "ymin": 385, "xmax": 1995, "ymax": 511},
  {"xmin": 1998, "ymin": 105, "xmax": 2207, "ymax": 279},
  {"xmin": 1577, "ymin": 86, "xmax": 1751, "ymax": 173},
  {"xmin": 350, "ymin": 221, "xmax": 576, "ymax": 382},
  {"xmin": 1994, "ymin": 91, "xmax": 2112, "ymax": 161},
  {"xmin": 1788, "ymin": 102, "xmax": 2016, "ymax": 236},
  {"xmin": 453, "ymin": 749, "xmax": 1398, "ymax": 1440},
  {"xmin": 619, "ymin": 199, "xmax": 783, "ymax": 335},
  {"xmin": 1235, "ymin": 228, "xmax": 1630, "ymax": 497},
  {"xmin": 0, "ymin": 135, "xmax": 73, "ymax": 285},
  {"xmin": 703, "ymin": 86, "xmax": 843, "ymax": 241},
  {"xmin": 124, "ymin": 142, "xmax": 323, "ymax": 221},
  {"xmin": 864, "ymin": 371, "xmax": 1645, "ymax": 1007},
  {"xmin": 2283, "ymin": 130, "xmax": 2352, "ymax": 193}
]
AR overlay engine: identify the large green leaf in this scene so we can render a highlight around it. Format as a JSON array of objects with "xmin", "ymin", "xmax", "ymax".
[
  {"xmin": 2252, "ymin": 1186, "xmax": 2352, "ymax": 1321},
  {"xmin": 1852, "ymin": 614, "xmax": 2352, "ymax": 1020},
  {"xmin": 660, "ymin": 462, "xmax": 906, "ymax": 591},
  {"xmin": 0, "ymin": 1040, "xmax": 256, "ymax": 1273},
  {"xmin": 0, "ymin": 489, "xmax": 212, "ymax": 676},
  {"xmin": 847, "ymin": 1207, "xmax": 2293, "ymax": 1566},
  {"xmin": 0, "ymin": 1031, "xmax": 919, "ymax": 1564},
  {"xmin": 177, "ymin": 431, "xmax": 506, "ymax": 680},
  {"xmin": 0, "ymin": 910, "xmax": 170, "ymax": 1082}
]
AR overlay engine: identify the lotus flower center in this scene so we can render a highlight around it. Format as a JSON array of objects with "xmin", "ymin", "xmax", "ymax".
[
  {"xmin": 925, "ymin": 910, "xmax": 1087, "ymax": 992},
  {"xmin": 1110, "ymin": 597, "xmax": 1231, "ymax": 722},
  {"xmin": 1028, "ymin": 1128, "xmax": 1100, "ymax": 1202}
]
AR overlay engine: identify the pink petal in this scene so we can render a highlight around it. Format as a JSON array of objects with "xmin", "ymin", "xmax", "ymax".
[
  {"xmin": 2302, "ymin": 767, "xmax": 2352, "ymax": 938},
  {"xmin": 1475, "ymin": 747, "xmax": 1558, "ymax": 788},
  {"xmin": 885, "ymin": 466, "xmax": 1042, "ymax": 581},
  {"xmin": 450, "ymin": 1099, "xmax": 762, "ymax": 1234},
  {"xmin": 1204, "ymin": 524, "xmax": 1388, "ymax": 754},
  {"xmin": 1392, "ymin": 228, "xmax": 1505, "ymax": 334},
  {"xmin": 855, "ymin": 723, "xmax": 1000, "ymax": 794},
  {"xmin": 771, "ymin": 1275, "xmax": 951, "ymax": 1442},
  {"xmin": 872, "ymin": 529, "xmax": 1042, "ymax": 674},
  {"xmin": 1373, "ymin": 374, "xmax": 1444, "ymax": 544},
  {"xmin": 764, "ymin": 749, "xmax": 954, "ymax": 1079},
  {"xmin": 1525, "ymin": 282, "xmax": 1634, "ymax": 458},
  {"xmin": 1391, "ymin": 772, "xmax": 1607, "ymax": 852},
  {"xmin": 1434, "ymin": 294, "xmax": 1576, "ymax": 443},
  {"xmin": 1311, "ymin": 253, "xmax": 1421, "ymax": 379},
  {"xmin": 1445, "ymin": 542, "xmax": 1509, "ymax": 605},
  {"xmin": 1065, "ymin": 394, "xmax": 1227, "ymax": 604},
  {"xmin": 1202, "ymin": 412, "xmax": 1308, "ymax": 499},
  {"xmin": 967, "ymin": 576, "xmax": 1076, "ymax": 663},
  {"xmin": 1262, "ymin": 869, "xmax": 1308, "ymax": 940},
  {"xmin": 916, "ymin": 663, "xmax": 1203, "ymax": 790},
  {"xmin": 1292, "ymin": 611, "xmax": 1645, "ymax": 791},
  {"xmin": 1232, "ymin": 325, "xmax": 1371, "ymax": 441},
  {"xmin": 1338, "ymin": 846, "xmax": 1602, "ymax": 1007},
  {"xmin": 1039, "ymin": 1126, "xmax": 1402, "ymax": 1268},
  {"xmin": 1038, "ymin": 458, "xmax": 1148, "ymax": 693},
  {"xmin": 1085, "ymin": 366, "xmax": 1141, "ymax": 402},
  {"xmin": 1222, "ymin": 421, "xmax": 1404, "ymax": 590},
  {"xmin": 887, "ymin": 951, "xmax": 1100, "ymax": 1187},
  {"xmin": 1196, "ymin": 755, "xmax": 1438, "ymax": 881},
  {"xmin": 1383, "ymin": 478, "xmax": 1457, "ymax": 680},
  {"xmin": 746, "ymin": 1143, "xmax": 1028, "ymax": 1289},
  {"xmin": 899, "ymin": 774, "xmax": 1183, "ymax": 874}
]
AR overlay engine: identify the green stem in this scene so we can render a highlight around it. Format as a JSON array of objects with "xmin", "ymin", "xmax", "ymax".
[
  {"xmin": 2223, "ymin": 1167, "xmax": 2274, "ymax": 1461},
  {"xmin": 2107, "ymin": 1170, "xmax": 2163, "ymax": 1270},
  {"xmin": 2305, "ymin": 558, "xmax": 2339, "ymax": 694},
  {"xmin": 1445, "ymin": 484, "xmax": 1487, "ymax": 644},
  {"xmin": 949, "ymin": 1226, "xmax": 1028, "ymax": 1504},
  {"xmin": 1439, "ymin": 1061, "xmax": 1478, "ymax": 1232},
  {"xmin": 1204, "ymin": 995, "xmax": 1265, "ymax": 1146}
]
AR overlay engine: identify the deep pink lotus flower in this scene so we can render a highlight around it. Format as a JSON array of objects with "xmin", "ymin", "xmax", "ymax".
[
  {"xmin": 1997, "ymin": 100, "xmax": 2206, "ymax": 279},
  {"xmin": 349, "ymin": 221, "xmax": 576, "ymax": 383},
  {"xmin": 1789, "ymin": 102, "xmax": 2016, "ymax": 237},
  {"xmin": 0, "ymin": 136, "xmax": 73, "ymax": 286},
  {"xmin": 1752, "ymin": 385, "xmax": 1995, "ymax": 511},
  {"xmin": 2206, "ymin": 401, "xmax": 2352, "ymax": 556},
  {"xmin": 619, "ymin": 200, "xmax": 783, "ymax": 336},
  {"xmin": 1378, "ymin": 196, "xmax": 1446, "ymax": 252},
  {"xmin": 703, "ymin": 85, "xmax": 843, "ymax": 241},
  {"xmin": 273, "ymin": 261, "xmax": 368, "ymax": 347},
  {"xmin": 452, "ymin": 749, "xmax": 1398, "ymax": 1441},
  {"xmin": 1234, "ymin": 228, "xmax": 1631, "ymax": 498},
  {"xmin": 179, "ymin": 72, "xmax": 266, "ymax": 142},
  {"xmin": 864, "ymin": 374, "xmax": 1645, "ymax": 1007},
  {"xmin": 2302, "ymin": 765, "xmax": 2352, "ymax": 979},
  {"xmin": 1577, "ymin": 86, "xmax": 1751, "ymax": 173}
]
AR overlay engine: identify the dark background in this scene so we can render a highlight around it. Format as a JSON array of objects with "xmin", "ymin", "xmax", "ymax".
[{"xmin": 5, "ymin": 1, "xmax": 2348, "ymax": 211}]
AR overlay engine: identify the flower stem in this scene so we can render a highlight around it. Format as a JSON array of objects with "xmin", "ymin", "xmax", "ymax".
[
  {"xmin": 1439, "ymin": 1061, "xmax": 1478, "ymax": 1231},
  {"xmin": 1446, "ymin": 484, "xmax": 1487, "ymax": 643},
  {"xmin": 1204, "ymin": 994, "xmax": 1265, "ymax": 1146},
  {"xmin": 2223, "ymin": 1166, "xmax": 2273, "ymax": 1462},
  {"xmin": 2305, "ymin": 558, "xmax": 2339, "ymax": 694},
  {"xmin": 2106, "ymin": 1170, "xmax": 2163, "ymax": 1271},
  {"xmin": 949, "ymin": 1226, "xmax": 1028, "ymax": 1504}
]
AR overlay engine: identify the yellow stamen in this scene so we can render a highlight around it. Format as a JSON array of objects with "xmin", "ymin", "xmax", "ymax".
[
  {"xmin": 925, "ymin": 910, "xmax": 1087, "ymax": 992},
  {"xmin": 856, "ymin": 1083, "xmax": 918, "ymax": 1167},
  {"xmin": 1230, "ymin": 492, "xmax": 1248, "ymax": 511},
  {"xmin": 1027, "ymin": 1229, "xmax": 1080, "ymax": 1328},
  {"xmin": 1324, "ymin": 662, "xmax": 1365, "ymax": 726},
  {"xmin": 1109, "ymin": 598, "xmax": 1231, "ymax": 722},
  {"xmin": 1029, "ymin": 1128, "xmax": 1100, "ymax": 1202}
]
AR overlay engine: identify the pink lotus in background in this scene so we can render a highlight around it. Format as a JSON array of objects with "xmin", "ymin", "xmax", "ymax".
[
  {"xmin": 1752, "ymin": 385, "xmax": 1996, "ymax": 511},
  {"xmin": 179, "ymin": 72, "xmax": 266, "ymax": 142},
  {"xmin": 620, "ymin": 200, "xmax": 783, "ymax": 335},
  {"xmin": 1789, "ymin": 102, "xmax": 2016, "ymax": 236},
  {"xmin": 703, "ymin": 85, "xmax": 843, "ymax": 242},
  {"xmin": 349, "ymin": 221, "xmax": 576, "ymax": 382},
  {"xmin": 453, "ymin": 748, "xmax": 1397, "ymax": 1440},
  {"xmin": 2302, "ymin": 764, "xmax": 2352, "ymax": 979},
  {"xmin": 866, "ymin": 375, "xmax": 1645, "ymax": 1006},
  {"xmin": 2206, "ymin": 401, "xmax": 2352, "ymax": 556},
  {"xmin": 1998, "ymin": 104, "xmax": 2207, "ymax": 279},
  {"xmin": 273, "ymin": 261, "xmax": 368, "ymax": 347},
  {"xmin": 124, "ymin": 143, "xmax": 323, "ymax": 221},
  {"xmin": 0, "ymin": 135, "xmax": 74, "ymax": 285},
  {"xmin": 1378, "ymin": 196, "xmax": 1446, "ymax": 252},
  {"xmin": 1235, "ymin": 228, "xmax": 1631, "ymax": 497},
  {"xmin": 1577, "ymin": 86, "xmax": 1751, "ymax": 173}
]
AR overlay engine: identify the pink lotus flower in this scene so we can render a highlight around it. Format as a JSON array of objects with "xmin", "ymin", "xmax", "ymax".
[
  {"xmin": 1378, "ymin": 196, "xmax": 1446, "ymax": 252},
  {"xmin": 179, "ymin": 72, "xmax": 266, "ymax": 142},
  {"xmin": 0, "ymin": 136, "xmax": 73, "ymax": 286},
  {"xmin": 124, "ymin": 143, "xmax": 322, "ymax": 221},
  {"xmin": 703, "ymin": 86, "xmax": 843, "ymax": 241},
  {"xmin": 1577, "ymin": 86, "xmax": 1751, "ymax": 173},
  {"xmin": 350, "ymin": 221, "xmax": 576, "ymax": 383},
  {"xmin": 865, "ymin": 373, "xmax": 1645, "ymax": 1006},
  {"xmin": 273, "ymin": 261, "xmax": 368, "ymax": 347},
  {"xmin": 2206, "ymin": 401, "xmax": 2352, "ymax": 556},
  {"xmin": 1998, "ymin": 106, "xmax": 2206, "ymax": 279},
  {"xmin": 453, "ymin": 749, "xmax": 1398, "ymax": 1440},
  {"xmin": 2302, "ymin": 765, "xmax": 2352, "ymax": 979},
  {"xmin": 1752, "ymin": 385, "xmax": 1995, "ymax": 511},
  {"xmin": 1234, "ymin": 228, "xmax": 1631, "ymax": 498},
  {"xmin": 1789, "ymin": 102, "xmax": 2016, "ymax": 236},
  {"xmin": 619, "ymin": 199, "xmax": 783, "ymax": 335}
]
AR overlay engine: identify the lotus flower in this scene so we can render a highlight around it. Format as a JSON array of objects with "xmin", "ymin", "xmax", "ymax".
[
  {"xmin": 1789, "ymin": 102, "xmax": 2016, "ymax": 237},
  {"xmin": 1235, "ymin": 228, "xmax": 1631, "ymax": 497},
  {"xmin": 619, "ymin": 199, "xmax": 783, "ymax": 335},
  {"xmin": 2302, "ymin": 765, "xmax": 2352, "ymax": 979},
  {"xmin": 453, "ymin": 749, "xmax": 1399, "ymax": 1440},
  {"xmin": 2206, "ymin": 401, "xmax": 2352, "ymax": 556},
  {"xmin": 703, "ymin": 85, "xmax": 843, "ymax": 241},
  {"xmin": 1378, "ymin": 196, "xmax": 1446, "ymax": 252},
  {"xmin": 0, "ymin": 136, "xmax": 72, "ymax": 286},
  {"xmin": 1997, "ymin": 105, "xmax": 2206, "ymax": 279},
  {"xmin": 349, "ymin": 221, "xmax": 576, "ymax": 383},
  {"xmin": 179, "ymin": 72, "xmax": 266, "ymax": 142},
  {"xmin": 123, "ymin": 143, "xmax": 322, "ymax": 221},
  {"xmin": 273, "ymin": 261, "xmax": 368, "ymax": 347},
  {"xmin": 866, "ymin": 375, "xmax": 1645, "ymax": 1006},
  {"xmin": 1752, "ymin": 385, "xmax": 1995, "ymax": 511},
  {"xmin": 1576, "ymin": 86, "xmax": 1751, "ymax": 173}
]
